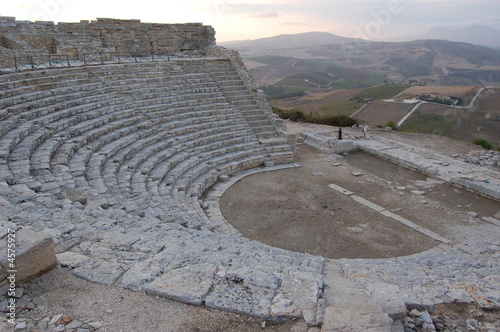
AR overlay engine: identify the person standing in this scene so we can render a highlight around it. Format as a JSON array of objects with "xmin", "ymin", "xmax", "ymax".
[{"xmin": 363, "ymin": 123, "xmax": 369, "ymax": 138}]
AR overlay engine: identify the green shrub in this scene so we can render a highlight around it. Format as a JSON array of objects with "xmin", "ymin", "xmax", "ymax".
[
  {"xmin": 313, "ymin": 114, "xmax": 358, "ymax": 127},
  {"xmin": 384, "ymin": 120, "xmax": 399, "ymax": 130},
  {"xmin": 472, "ymin": 138, "xmax": 493, "ymax": 150},
  {"xmin": 272, "ymin": 107, "xmax": 307, "ymax": 122}
]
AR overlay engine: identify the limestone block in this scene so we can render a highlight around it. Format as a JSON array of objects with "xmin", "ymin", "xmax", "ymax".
[
  {"xmin": 145, "ymin": 263, "xmax": 216, "ymax": 305},
  {"xmin": 0, "ymin": 228, "xmax": 57, "ymax": 282},
  {"xmin": 333, "ymin": 140, "xmax": 354, "ymax": 153}
]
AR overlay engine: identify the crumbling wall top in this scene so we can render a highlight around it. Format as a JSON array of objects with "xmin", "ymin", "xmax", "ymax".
[{"xmin": 0, "ymin": 17, "xmax": 216, "ymax": 61}]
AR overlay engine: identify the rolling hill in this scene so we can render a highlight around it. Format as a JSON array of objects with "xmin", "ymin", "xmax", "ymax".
[
  {"xmin": 220, "ymin": 31, "xmax": 363, "ymax": 54},
  {"xmin": 221, "ymin": 32, "xmax": 500, "ymax": 148},
  {"xmin": 219, "ymin": 32, "xmax": 500, "ymax": 89},
  {"xmin": 388, "ymin": 25, "xmax": 500, "ymax": 49}
]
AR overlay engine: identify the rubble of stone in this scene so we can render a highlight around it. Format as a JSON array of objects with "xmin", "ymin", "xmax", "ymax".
[
  {"xmin": 453, "ymin": 150, "xmax": 499, "ymax": 171},
  {"xmin": 0, "ymin": 306, "xmax": 103, "ymax": 332},
  {"xmin": 401, "ymin": 307, "xmax": 498, "ymax": 332}
]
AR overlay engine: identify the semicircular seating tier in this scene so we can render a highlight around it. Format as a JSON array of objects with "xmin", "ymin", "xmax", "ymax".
[{"xmin": 0, "ymin": 57, "xmax": 325, "ymax": 323}]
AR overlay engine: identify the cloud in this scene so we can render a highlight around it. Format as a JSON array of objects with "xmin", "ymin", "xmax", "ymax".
[
  {"xmin": 423, "ymin": 16, "xmax": 500, "ymax": 31},
  {"xmin": 284, "ymin": 21, "xmax": 309, "ymax": 26},
  {"xmin": 247, "ymin": 11, "xmax": 279, "ymax": 18}
]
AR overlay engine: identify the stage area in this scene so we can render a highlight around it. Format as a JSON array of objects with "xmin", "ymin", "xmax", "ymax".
[{"xmin": 221, "ymin": 144, "xmax": 499, "ymax": 259}]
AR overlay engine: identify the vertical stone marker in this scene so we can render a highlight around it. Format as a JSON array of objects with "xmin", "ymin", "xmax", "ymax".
[{"xmin": 0, "ymin": 228, "xmax": 57, "ymax": 284}]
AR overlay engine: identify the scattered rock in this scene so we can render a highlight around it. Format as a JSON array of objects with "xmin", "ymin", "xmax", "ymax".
[
  {"xmin": 312, "ymin": 172, "xmax": 327, "ymax": 177},
  {"xmin": 467, "ymin": 212, "xmax": 479, "ymax": 218},
  {"xmin": 219, "ymin": 175, "xmax": 230, "ymax": 182},
  {"xmin": 15, "ymin": 321, "xmax": 26, "ymax": 330},
  {"xmin": 65, "ymin": 319, "xmax": 83, "ymax": 329},
  {"xmin": 409, "ymin": 309, "xmax": 422, "ymax": 318},
  {"xmin": 88, "ymin": 321, "xmax": 103, "ymax": 329},
  {"xmin": 48, "ymin": 314, "xmax": 63, "ymax": 326},
  {"xmin": 59, "ymin": 315, "xmax": 73, "ymax": 325}
]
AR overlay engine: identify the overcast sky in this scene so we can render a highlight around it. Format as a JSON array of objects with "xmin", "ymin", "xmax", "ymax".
[{"xmin": 3, "ymin": 0, "xmax": 500, "ymax": 42}]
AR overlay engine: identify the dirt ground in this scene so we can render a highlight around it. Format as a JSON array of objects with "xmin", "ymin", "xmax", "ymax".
[
  {"xmin": 20, "ymin": 267, "xmax": 306, "ymax": 332},
  {"xmin": 17, "ymin": 125, "xmax": 500, "ymax": 331},
  {"xmin": 221, "ymin": 139, "xmax": 499, "ymax": 259}
]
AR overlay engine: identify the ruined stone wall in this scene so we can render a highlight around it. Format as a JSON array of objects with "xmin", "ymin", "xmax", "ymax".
[{"xmin": 0, "ymin": 17, "xmax": 215, "ymax": 60}]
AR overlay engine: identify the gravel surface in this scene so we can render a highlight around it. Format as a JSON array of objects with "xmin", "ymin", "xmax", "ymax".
[{"xmin": 11, "ymin": 267, "xmax": 307, "ymax": 332}]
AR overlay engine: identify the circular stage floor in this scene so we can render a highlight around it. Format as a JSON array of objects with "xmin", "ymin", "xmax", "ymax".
[{"xmin": 221, "ymin": 144, "xmax": 499, "ymax": 259}]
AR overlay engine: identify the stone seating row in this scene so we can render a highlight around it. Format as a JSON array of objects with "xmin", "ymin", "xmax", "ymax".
[
  {"xmin": 180, "ymin": 60, "xmax": 294, "ymax": 160},
  {"xmin": 0, "ymin": 61, "xmax": 184, "ymax": 92},
  {"xmin": 3, "ymin": 65, "xmax": 253, "ymax": 203},
  {"xmin": 0, "ymin": 72, "xmax": 218, "ymax": 117},
  {"xmin": 52, "ymin": 113, "xmax": 256, "ymax": 225},
  {"xmin": 0, "ymin": 62, "xmax": 217, "ymax": 112},
  {"xmin": 1, "ymin": 74, "xmax": 231, "ymax": 162},
  {"xmin": 0, "ymin": 59, "xmax": 292, "ymax": 166},
  {"xmin": 0, "ymin": 58, "xmax": 326, "ymax": 324},
  {"xmin": 3, "ymin": 61, "xmax": 276, "ymax": 229}
]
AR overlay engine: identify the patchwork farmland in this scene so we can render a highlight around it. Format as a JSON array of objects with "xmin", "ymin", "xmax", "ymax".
[{"xmin": 272, "ymin": 85, "xmax": 500, "ymax": 147}]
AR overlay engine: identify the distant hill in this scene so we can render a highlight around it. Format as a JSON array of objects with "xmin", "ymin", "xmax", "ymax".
[
  {"xmin": 219, "ymin": 31, "xmax": 365, "ymax": 55},
  {"xmin": 221, "ymin": 32, "xmax": 500, "ymax": 88},
  {"xmin": 388, "ymin": 25, "xmax": 500, "ymax": 49}
]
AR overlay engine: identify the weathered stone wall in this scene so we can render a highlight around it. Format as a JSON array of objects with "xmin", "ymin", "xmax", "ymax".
[{"xmin": 0, "ymin": 17, "xmax": 215, "ymax": 60}]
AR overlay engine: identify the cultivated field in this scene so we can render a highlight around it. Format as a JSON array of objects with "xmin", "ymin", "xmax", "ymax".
[
  {"xmin": 399, "ymin": 90, "xmax": 500, "ymax": 147},
  {"xmin": 270, "ymin": 89, "xmax": 363, "ymax": 115},
  {"xmin": 270, "ymin": 85, "xmax": 499, "ymax": 147},
  {"xmin": 396, "ymin": 85, "xmax": 480, "ymax": 102},
  {"xmin": 478, "ymin": 87, "xmax": 500, "ymax": 111},
  {"xmin": 352, "ymin": 101, "xmax": 414, "ymax": 127}
]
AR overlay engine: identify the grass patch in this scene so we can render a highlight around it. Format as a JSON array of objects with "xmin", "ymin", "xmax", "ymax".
[{"xmin": 472, "ymin": 138, "xmax": 493, "ymax": 150}]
